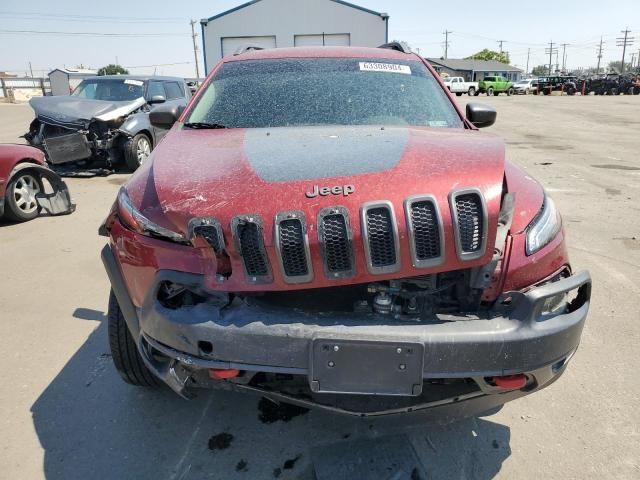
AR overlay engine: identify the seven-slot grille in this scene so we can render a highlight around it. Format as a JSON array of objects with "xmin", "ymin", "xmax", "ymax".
[
  {"xmin": 226, "ymin": 190, "xmax": 486, "ymax": 282},
  {"xmin": 318, "ymin": 207, "xmax": 354, "ymax": 278},
  {"xmin": 275, "ymin": 212, "xmax": 313, "ymax": 283}
]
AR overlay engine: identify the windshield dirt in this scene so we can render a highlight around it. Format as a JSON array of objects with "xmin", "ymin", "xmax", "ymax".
[
  {"xmin": 186, "ymin": 58, "xmax": 464, "ymax": 128},
  {"xmin": 71, "ymin": 79, "xmax": 145, "ymax": 101}
]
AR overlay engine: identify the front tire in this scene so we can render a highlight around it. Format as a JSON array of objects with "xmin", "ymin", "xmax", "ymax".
[
  {"xmin": 108, "ymin": 291, "xmax": 160, "ymax": 387},
  {"xmin": 3, "ymin": 170, "xmax": 43, "ymax": 222},
  {"xmin": 124, "ymin": 133, "xmax": 152, "ymax": 171},
  {"xmin": 487, "ymin": 87, "xmax": 494, "ymax": 96},
  {"xmin": 468, "ymin": 87, "xmax": 476, "ymax": 96},
  {"xmin": 507, "ymin": 87, "xmax": 514, "ymax": 96}
]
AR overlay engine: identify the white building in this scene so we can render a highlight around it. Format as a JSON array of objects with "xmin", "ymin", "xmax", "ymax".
[
  {"xmin": 200, "ymin": 0, "xmax": 389, "ymax": 74},
  {"xmin": 48, "ymin": 68, "xmax": 97, "ymax": 96}
]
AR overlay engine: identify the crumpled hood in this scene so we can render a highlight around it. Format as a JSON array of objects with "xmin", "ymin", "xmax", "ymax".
[
  {"xmin": 29, "ymin": 95, "xmax": 145, "ymax": 127},
  {"xmin": 128, "ymin": 124, "xmax": 505, "ymax": 230}
]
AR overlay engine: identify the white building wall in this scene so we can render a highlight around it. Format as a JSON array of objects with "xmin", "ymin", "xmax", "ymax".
[{"xmin": 201, "ymin": 0, "xmax": 388, "ymax": 73}]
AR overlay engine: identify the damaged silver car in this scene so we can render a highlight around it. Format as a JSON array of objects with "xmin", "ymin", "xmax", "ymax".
[{"xmin": 25, "ymin": 76, "xmax": 191, "ymax": 171}]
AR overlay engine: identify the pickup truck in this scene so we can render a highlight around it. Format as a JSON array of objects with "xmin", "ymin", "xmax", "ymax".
[
  {"xmin": 443, "ymin": 76, "xmax": 479, "ymax": 96},
  {"xmin": 477, "ymin": 76, "xmax": 515, "ymax": 96}
]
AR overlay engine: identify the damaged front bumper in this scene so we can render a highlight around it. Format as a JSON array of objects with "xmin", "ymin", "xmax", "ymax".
[{"xmin": 102, "ymin": 245, "xmax": 591, "ymax": 418}]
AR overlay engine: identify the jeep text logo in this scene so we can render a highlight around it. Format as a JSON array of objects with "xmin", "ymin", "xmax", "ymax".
[{"xmin": 305, "ymin": 184, "xmax": 355, "ymax": 198}]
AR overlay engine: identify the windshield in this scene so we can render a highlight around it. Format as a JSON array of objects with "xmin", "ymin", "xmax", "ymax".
[
  {"xmin": 186, "ymin": 58, "xmax": 463, "ymax": 128},
  {"xmin": 515, "ymin": 80, "xmax": 529, "ymax": 85},
  {"xmin": 72, "ymin": 79, "xmax": 145, "ymax": 101}
]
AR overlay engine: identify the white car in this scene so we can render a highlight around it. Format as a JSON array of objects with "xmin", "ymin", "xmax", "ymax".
[
  {"xmin": 513, "ymin": 79, "xmax": 537, "ymax": 95},
  {"xmin": 442, "ymin": 76, "xmax": 479, "ymax": 96}
]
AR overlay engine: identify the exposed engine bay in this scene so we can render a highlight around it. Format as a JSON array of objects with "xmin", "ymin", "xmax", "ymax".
[{"xmin": 24, "ymin": 96, "xmax": 147, "ymax": 168}]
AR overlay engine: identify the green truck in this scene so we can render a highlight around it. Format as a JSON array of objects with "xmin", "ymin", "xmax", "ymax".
[{"xmin": 476, "ymin": 76, "xmax": 515, "ymax": 96}]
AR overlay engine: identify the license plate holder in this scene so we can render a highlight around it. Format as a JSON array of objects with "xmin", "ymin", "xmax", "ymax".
[{"xmin": 309, "ymin": 339, "xmax": 424, "ymax": 396}]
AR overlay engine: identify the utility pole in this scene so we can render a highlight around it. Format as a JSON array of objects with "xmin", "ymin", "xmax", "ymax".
[
  {"xmin": 545, "ymin": 41, "xmax": 558, "ymax": 75},
  {"xmin": 596, "ymin": 37, "xmax": 604, "ymax": 73},
  {"xmin": 497, "ymin": 40, "xmax": 506, "ymax": 53},
  {"xmin": 443, "ymin": 30, "xmax": 452, "ymax": 59},
  {"xmin": 190, "ymin": 20, "xmax": 201, "ymax": 81},
  {"xmin": 616, "ymin": 28, "xmax": 634, "ymax": 73},
  {"xmin": 526, "ymin": 48, "xmax": 530, "ymax": 74},
  {"xmin": 28, "ymin": 61, "xmax": 34, "ymax": 78},
  {"xmin": 560, "ymin": 43, "xmax": 569, "ymax": 72}
]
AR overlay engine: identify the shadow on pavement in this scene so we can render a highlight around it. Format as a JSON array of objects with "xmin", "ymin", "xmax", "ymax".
[{"xmin": 31, "ymin": 313, "xmax": 511, "ymax": 480}]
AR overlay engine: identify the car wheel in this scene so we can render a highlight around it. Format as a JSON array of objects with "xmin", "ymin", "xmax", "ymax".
[
  {"xmin": 610, "ymin": 87, "xmax": 619, "ymax": 96},
  {"xmin": 525, "ymin": 88, "xmax": 530, "ymax": 95},
  {"xmin": 468, "ymin": 87, "xmax": 476, "ymax": 96},
  {"xmin": 456, "ymin": 92, "xmax": 463, "ymax": 96},
  {"xmin": 487, "ymin": 87, "xmax": 494, "ymax": 96},
  {"xmin": 3, "ymin": 170, "xmax": 43, "ymax": 222},
  {"xmin": 507, "ymin": 87, "xmax": 514, "ymax": 96},
  {"xmin": 124, "ymin": 133, "xmax": 152, "ymax": 171},
  {"xmin": 108, "ymin": 291, "xmax": 160, "ymax": 387}
]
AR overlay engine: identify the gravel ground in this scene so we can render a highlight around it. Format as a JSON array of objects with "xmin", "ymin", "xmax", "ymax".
[{"xmin": 0, "ymin": 95, "xmax": 638, "ymax": 479}]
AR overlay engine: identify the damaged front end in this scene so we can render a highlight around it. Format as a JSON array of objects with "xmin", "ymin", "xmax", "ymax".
[{"xmin": 25, "ymin": 97, "xmax": 147, "ymax": 167}]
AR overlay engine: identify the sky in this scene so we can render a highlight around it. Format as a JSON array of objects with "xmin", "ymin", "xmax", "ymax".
[{"xmin": 1, "ymin": 0, "xmax": 638, "ymax": 78}]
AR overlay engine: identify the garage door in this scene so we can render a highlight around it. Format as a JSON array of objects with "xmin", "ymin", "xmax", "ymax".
[
  {"xmin": 294, "ymin": 34, "xmax": 350, "ymax": 47},
  {"xmin": 221, "ymin": 36, "xmax": 276, "ymax": 57}
]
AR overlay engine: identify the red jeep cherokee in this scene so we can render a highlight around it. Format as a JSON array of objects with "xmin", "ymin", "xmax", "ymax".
[{"xmin": 99, "ymin": 45, "xmax": 591, "ymax": 420}]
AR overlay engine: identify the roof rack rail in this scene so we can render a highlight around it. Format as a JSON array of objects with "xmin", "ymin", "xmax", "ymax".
[
  {"xmin": 234, "ymin": 45, "xmax": 265, "ymax": 55},
  {"xmin": 378, "ymin": 42, "xmax": 408, "ymax": 53}
]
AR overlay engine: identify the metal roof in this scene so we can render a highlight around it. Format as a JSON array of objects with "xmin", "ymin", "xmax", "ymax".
[
  {"xmin": 426, "ymin": 58, "xmax": 522, "ymax": 72},
  {"xmin": 202, "ymin": 0, "xmax": 386, "ymax": 23}
]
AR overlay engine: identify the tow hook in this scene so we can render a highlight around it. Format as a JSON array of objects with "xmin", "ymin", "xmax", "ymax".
[
  {"xmin": 208, "ymin": 368, "xmax": 240, "ymax": 380},
  {"xmin": 492, "ymin": 374, "xmax": 527, "ymax": 389}
]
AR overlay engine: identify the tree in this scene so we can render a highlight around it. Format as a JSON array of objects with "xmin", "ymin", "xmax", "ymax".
[
  {"xmin": 97, "ymin": 64, "xmax": 129, "ymax": 76},
  {"xmin": 607, "ymin": 61, "xmax": 632, "ymax": 73},
  {"xmin": 531, "ymin": 65, "xmax": 548, "ymax": 76},
  {"xmin": 465, "ymin": 49, "xmax": 510, "ymax": 64}
]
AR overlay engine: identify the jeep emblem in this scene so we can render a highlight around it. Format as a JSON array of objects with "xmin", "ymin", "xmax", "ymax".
[{"xmin": 306, "ymin": 184, "xmax": 355, "ymax": 198}]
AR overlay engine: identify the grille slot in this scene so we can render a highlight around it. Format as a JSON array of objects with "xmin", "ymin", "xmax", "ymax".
[
  {"xmin": 275, "ymin": 212, "xmax": 313, "ymax": 283},
  {"xmin": 362, "ymin": 202, "xmax": 400, "ymax": 274},
  {"xmin": 188, "ymin": 218, "xmax": 224, "ymax": 253},
  {"xmin": 318, "ymin": 207, "xmax": 354, "ymax": 279},
  {"xmin": 404, "ymin": 196, "xmax": 444, "ymax": 267},
  {"xmin": 232, "ymin": 216, "xmax": 272, "ymax": 283},
  {"xmin": 450, "ymin": 189, "xmax": 487, "ymax": 260}
]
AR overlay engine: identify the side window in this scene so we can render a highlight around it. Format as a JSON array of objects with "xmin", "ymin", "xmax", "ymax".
[
  {"xmin": 164, "ymin": 82, "xmax": 184, "ymax": 100},
  {"xmin": 147, "ymin": 81, "xmax": 166, "ymax": 99}
]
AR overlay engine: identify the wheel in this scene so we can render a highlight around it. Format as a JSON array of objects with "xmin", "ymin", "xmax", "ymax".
[
  {"xmin": 525, "ymin": 88, "xmax": 530, "ymax": 95},
  {"xmin": 567, "ymin": 87, "xmax": 576, "ymax": 96},
  {"xmin": 610, "ymin": 87, "xmax": 618, "ymax": 96},
  {"xmin": 108, "ymin": 291, "xmax": 160, "ymax": 387},
  {"xmin": 507, "ymin": 87, "xmax": 514, "ymax": 96},
  {"xmin": 487, "ymin": 87, "xmax": 494, "ymax": 96},
  {"xmin": 456, "ymin": 92, "xmax": 463, "ymax": 96},
  {"xmin": 124, "ymin": 133, "xmax": 152, "ymax": 171},
  {"xmin": 3, "ymin": 170, "xmax": 43, "ymax": 222},
  {"xmin": 468, "ymin": 87, "xmax": 476, "ymax": 96}
]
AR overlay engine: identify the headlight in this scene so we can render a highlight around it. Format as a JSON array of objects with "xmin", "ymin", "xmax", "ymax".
[
  {"xmin": 526, "ymin": 194, "xmax": 562, "ymax": 255},
  {"xmin": 117, "ymin": 187, "xmax": 187, "ymax": 244}
]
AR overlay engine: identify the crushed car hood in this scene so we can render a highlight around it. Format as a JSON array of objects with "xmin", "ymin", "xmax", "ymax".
[
  {"xmin": 129, "ymin": 124, "xmax": 505, "ymax": 231},
  {"xmin": 29, "ymin": 96, "xmax": 146, "ymax": 128}
]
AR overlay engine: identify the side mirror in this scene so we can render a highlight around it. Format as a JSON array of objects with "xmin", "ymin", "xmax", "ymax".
[
  {"xmin": 149, "ymin": 104, "xmax": 185, "ymax": 129},
  {"xmin": 148, "ymin": 95, "xmax": 166, "ymax": 104},
  {"xmin": 466, "ymin": 103, "xmax": 497, "ymax": 128}
]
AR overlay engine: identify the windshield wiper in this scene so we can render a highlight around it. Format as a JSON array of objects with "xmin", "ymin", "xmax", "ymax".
[{"xmin": 183, "ymin": 122, "xmax": 228, "ymax": 129}]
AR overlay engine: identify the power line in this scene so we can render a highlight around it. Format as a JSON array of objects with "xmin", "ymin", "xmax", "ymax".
[
  {"xmin": 0, "ymin": 29, "xmax": 189, "ymax": 37},
  {"xmin": 616, "ymin": 28, "xmax": 634, "ymax": 73},
  {"xmin": 0, "ymin": 11, "xmax": 185, "ymax": 23}
]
